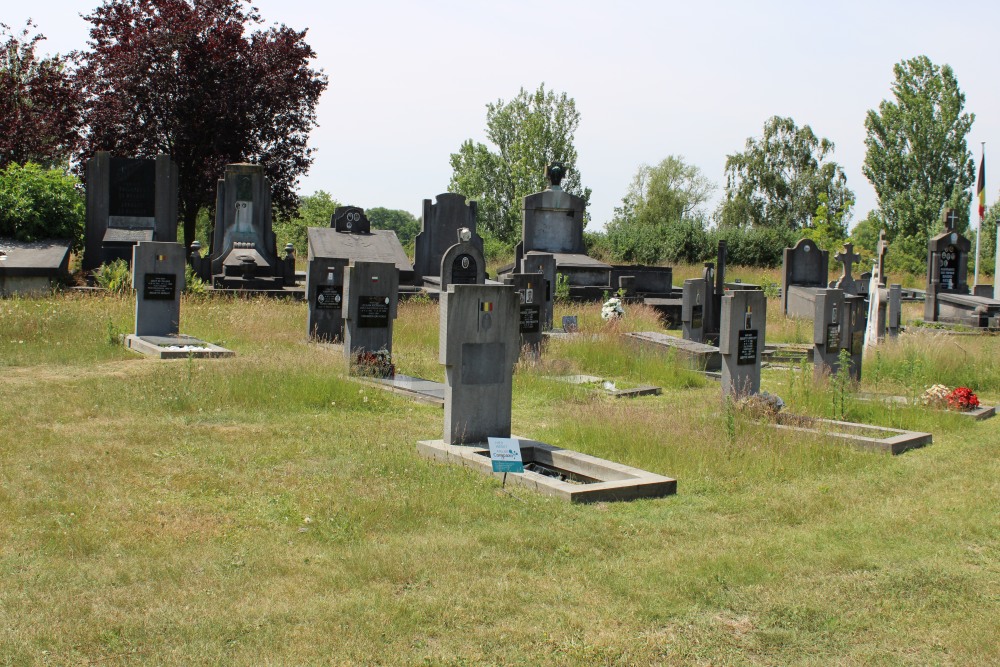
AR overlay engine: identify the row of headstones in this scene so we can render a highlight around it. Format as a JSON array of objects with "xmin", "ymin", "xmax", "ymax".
[{"xmin": 307, "ymin": 256, "xmax": 546, "ymax": 365}]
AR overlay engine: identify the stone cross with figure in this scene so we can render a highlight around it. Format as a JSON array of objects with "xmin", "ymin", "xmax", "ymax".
[
  {"xmin": 834, "ymin": 242, "xmax": 861, "ymax": 291},
  {"xmin": 876, "ymin": 230, "xmax": 889, "ymax": 286}
]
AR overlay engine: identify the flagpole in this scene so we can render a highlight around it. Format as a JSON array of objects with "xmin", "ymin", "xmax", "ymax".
[{"xmin": 975, "ymin": 142, "xmax": 984, "ymax": 287}]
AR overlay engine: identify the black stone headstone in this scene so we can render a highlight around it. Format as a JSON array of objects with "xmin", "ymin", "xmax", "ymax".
[{"xmin": 451, "ymin": 253, "xmax": 478, "ymax": 285}]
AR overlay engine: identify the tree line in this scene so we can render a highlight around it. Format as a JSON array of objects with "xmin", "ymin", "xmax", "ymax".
[
  {"xmin": 449, "ymin": 58, "xmax": 979, "ymax": 274},
  {"xmin": 0, "ymin": 3, "xmax": 982, "ymax": 274}
]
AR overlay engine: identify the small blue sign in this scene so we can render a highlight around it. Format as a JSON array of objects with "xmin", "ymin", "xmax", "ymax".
[{"xmin": 487, "ymin": 437, "xmax": 524, "ymax": 474}]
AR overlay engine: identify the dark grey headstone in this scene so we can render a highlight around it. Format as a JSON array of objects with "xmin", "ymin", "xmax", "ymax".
[
  {"xmin": 720, "ymin": 289, "xmax": 766, "ymax": 397},
  {"xmin": 306, "ymin": 254, "xmax": 349, "ymax": 341},
  {"xmin": 782, "ymin": 238, "xmax": 829, "ymax": 315},
  {"xmin": 343, "ymin": 261, "xmax": 399, "ymax": 364},
  {"xmin": 414, "ymin": 194, "xmax": 482, "ymax": 281}
]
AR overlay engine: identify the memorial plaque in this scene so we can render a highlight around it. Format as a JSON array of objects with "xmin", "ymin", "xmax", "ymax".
[
  {"xmin": 460, "ymin": 342, "xmax": 505, "ymax": 385},
  {"xmin": 109, "ymin": 158, "xmax": 156, "ymax": 224},
  {"xmin": 143, "ymin": 273, "xmax": 176, "ymax": 301},
  {"xmin": 562, "ymin": 315, "xmax": 578, "ymax": 332},
  {"xmin": 691, "ymin": 305, "xmax": 703, "ymax": 330},
  {"xmin": 358, "ymin": 296, "xmax": 390, "ymax": 328},
  {"xmin": 316, "ymin": 285, "xmax": 343, "ymax": 310},
  {"xmin": 826, "ymin": 323, "xmax": 841, "ymax": 350},
  {"xmin": 520, "ymin": 305, "xmax": 541, "ymax": 333},
  {"xmin": 451, "ymin": 253, "xmax": 478, "ymax": 285},
  {"xmin": 939, "ymin": 245, "xmax": 959, "ymax": 290},
  {"xmin": 736, "ymin": 329, "xmax": 758, "ymax": 365}
]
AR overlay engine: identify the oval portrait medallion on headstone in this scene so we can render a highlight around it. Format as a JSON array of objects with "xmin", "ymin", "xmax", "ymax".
[{"xmin": 461, "ymin": 257, "xmax": 470, "ymax": 269}]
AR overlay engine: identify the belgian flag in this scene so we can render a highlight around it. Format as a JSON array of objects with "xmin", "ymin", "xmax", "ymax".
[{"xmin": 978, "ymin": 151, "xmax": 986, "ymax": 220}]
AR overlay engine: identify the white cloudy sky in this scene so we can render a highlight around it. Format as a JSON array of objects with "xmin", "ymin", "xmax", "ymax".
[{"xmin": 10, "ymin": 0, "xmax": 999, "ymax": 230}]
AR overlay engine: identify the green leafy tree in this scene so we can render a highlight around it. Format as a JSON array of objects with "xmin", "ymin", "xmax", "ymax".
[
  {"xmin": 719, "ymin": 116, "xmax": 854, "ymax": 232},
  {"xmin": 449, "ymin": 84, "xmax": 591, "ymax": 246},
  {"xmin": 863, "ymin": 56, "xmax": 975, "ymax": 251},
  {"xmin": 606, "ymin": 156, "xmax": 714, "ymax": 264},
  {"xmin": 367, "ymin": 207, "xmax": 420, "ymax": 247},
  {"xmin": 274, "ymin": 190, "xmax": 339, "ymax": 256},
  {"xmin": 0, "ymin": 161, "xmax": 84, "ymax": 248}
]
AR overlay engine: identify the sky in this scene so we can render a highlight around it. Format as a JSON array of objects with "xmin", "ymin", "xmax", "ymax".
[{"xmin": 9, "ymin": 0, "xmax": 1000, "ymax": 231}]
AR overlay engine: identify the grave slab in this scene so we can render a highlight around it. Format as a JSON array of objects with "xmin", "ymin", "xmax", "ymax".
[
  {"xmin": 549, "ymin": 374, "xmax": 661, "ymax": 398},
  {"xmin": 416, "ymin": 438, "xmax": 676, "ymax": 503},
  {"xmin": 125, "ymin": 333, "xmax": 235, "ymax": 359},
  {"xmin": 625, "ymin": 331, "xmax": 721, "ymax": 372},
  {"xmin": 359, "ymin": 374, "xmax": 445, "ymax": 407},
  {"xmin": 0, "ymin": 239, "xmax": 71, "ymax": 295}
]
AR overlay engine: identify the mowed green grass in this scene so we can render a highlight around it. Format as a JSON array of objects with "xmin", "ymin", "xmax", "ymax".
[{"xmin": 0, "ymin": 289, "xmax": 998, "ymax": 665}]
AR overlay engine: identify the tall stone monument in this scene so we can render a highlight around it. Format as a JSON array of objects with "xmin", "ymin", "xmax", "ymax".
[
  {"xmin": 84, "ymin": 152, "xmax": 178, "ymax": 271},
  {"xmin": 414, "ymin": 193, "xmax": 483, "ymax": 285},
  {"xmin": 922, "ymin": 208, "xmax": 1000, "ymax": 326},
  {"xmin": 203, "ymin": 163, "xmax": 296, "ymax": 290}
]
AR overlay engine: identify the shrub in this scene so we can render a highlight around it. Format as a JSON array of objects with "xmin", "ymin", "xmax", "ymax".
[
  {"xmin": 0, "ymin": 162, "xmax": 84, "ymax": 249},
  {"xmin": 95, "ymin": 259, "xmax": 131, "ymax": 295}
]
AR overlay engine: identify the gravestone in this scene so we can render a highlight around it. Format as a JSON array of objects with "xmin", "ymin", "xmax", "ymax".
[
  {"xmin": 414, "ymin": 193, "xmax": 483, "ymax": 284},
  {"xmin": 844, "ymin": 294, "xmax": 866, "ymax": 380},
  {"xmin": 84, "ymin": 152, "xmax": 178, "ymax": 271},
  {"xmin": 124, "ymin": 242, "xmax": 234, "ymax": 358},
  {"xmin": 923, "ymin": 208, "xmax": 1000, "ymax": 326},
  {"xmin": 0, "ymin": 240, "xmax": 71, "ymax": 296},
  {"xmin": 887, "ymin": 284, "xmax": 902, "ymax": 338},
  {"xmin": 503, "ymin": 272, "xmax": 545, "ymax": 357},
  {"xmin": 515, "ymin": 163, "xmax": 611, "ymax": 292},
  {"xmin": 782, "ymin": 238, "xmax": 830, "ymax": 317},
  {"xmin": 439, "ymin": 227, "xmax": 486, "ymax": 292},
  {"xmin": 306, "ymin": 207, "xmax": 414, "ymax": 289},
  {"xmin": 681, "ymin": 278, "xmax": 708, "ymax": 343},
  {"xmin": 521, "ymin": 252, "xmax": 556, "ymax": 330},
  {"xmin": 719, "ymin": 289, "xmax": 766, "ymax": 397},
  {"xmin": 206, "ymin": 163, "xmax": 296, "ymax": 289},
  {"xmin": 342, "ymin": 261, "xmax": 399, "ymax": 371},
  {"xmin": 439, "ymin": 284, "xmax": 520, "ymax": 444},
  {"xmin": 813, "ymin": 288, "xmax": 847, "ymax": 380},
  {"xmin": 831, "ymin": 242, "xmax": 862, "ymax": 294},
  {"xmin": 131, "ymin": 241, "xmax": 184, "ymax": 337},
  {"xmin": 306, "ymin": 255, "xmax": 348, "ymax": 341}
]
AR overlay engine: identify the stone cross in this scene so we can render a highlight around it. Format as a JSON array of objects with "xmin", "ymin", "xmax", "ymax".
[
  {"xmin": 944, "ymin": 208, "xmax": 958, "ymax": 231},
  {"xmin": 834, "ymin": 242, "xmax": 861, "ymax": 290}
]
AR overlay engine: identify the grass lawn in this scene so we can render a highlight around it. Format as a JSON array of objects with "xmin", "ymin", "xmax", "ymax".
[{"xmin": 1, "ymin": 286, "xmax": 998, "ymax": 665}]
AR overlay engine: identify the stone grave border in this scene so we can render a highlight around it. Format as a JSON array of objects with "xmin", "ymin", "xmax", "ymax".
[
  {"xmin": 855, "ymin": 393, "xmax": 996, "ymax": 421},
  {"xmin": 358, "ymin": 374, "xmax": 445, "ymax": 407},
  {"xmin": 416, "ymin": 437, "xmax": 676, "ymax": 503},
  {"xmin": 771, "ymin": 414, "xmax": 931, "ymax": 455},
  {"xmin": 125, "ymin": 334, "xmax": 234, "ymax": 359}
]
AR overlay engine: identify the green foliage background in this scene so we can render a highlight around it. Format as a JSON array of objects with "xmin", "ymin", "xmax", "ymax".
[{"xmin": 0, "ymin": 162, "xmax": 84, "ymax": 249}]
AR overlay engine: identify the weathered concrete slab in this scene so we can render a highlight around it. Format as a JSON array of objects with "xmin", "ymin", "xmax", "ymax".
[
  {"xmin": 360, "ymin": 373, "xmax": 445, "ymax": 407},
  {"xmin": 0, "ymin": 239, "xmax": 71, "ymax": 295},
  {"xmin": 626, "ymin": 331, "xmax": 721, "ymax": 372},
  {"xmin": 416, "ymin": 437, "xmax": 676, "ymax": 503},
  {"xmin": 549, "ymin": 374, "xmax": 661, "ymax": 398}
]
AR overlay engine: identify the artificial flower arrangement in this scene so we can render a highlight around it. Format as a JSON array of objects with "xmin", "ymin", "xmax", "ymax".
[
  {"xmin": 601, "ymin": 297, "xmax": 624, "ymax": 321},
  {"xmin": 921, "ymin": 384, "xmax": 980, "ymax": 411},
  {"xmin": 352, "ymin": 349, "xmax": 395, "ymax": 378}
]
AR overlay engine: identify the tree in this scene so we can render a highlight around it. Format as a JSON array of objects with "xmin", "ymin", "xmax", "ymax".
[
  {"xmin": 367, "ymin": 208, "xmax": 420, "ymax": 247},
  {"xmin": 719, "ymin": 116, "xmax": 854, "ymax": 232},
  {"xmin": 76, "ymin": 0, "xmax": 328, "ymax": 251},
  {"xmin": 0, "ymin": 162, "xmax": 84, "ymax": 248},
  {"xmin": 0, "ymin": 21, "xmax": 82, "ymax": 169},
  {"xmin": 863, "ymin": 56, "xmax": 975, "ymax": 251},
  {"xmin": 449, "ymin": 84, "xmax": 591, "ymax": 246},
  {"xmin": 273, "ymin": 190, "xmax": 339, "ymax": 256},
  {"xmin": 605, "ymin": 156, "xmax": 714, "ymax": 264}
]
